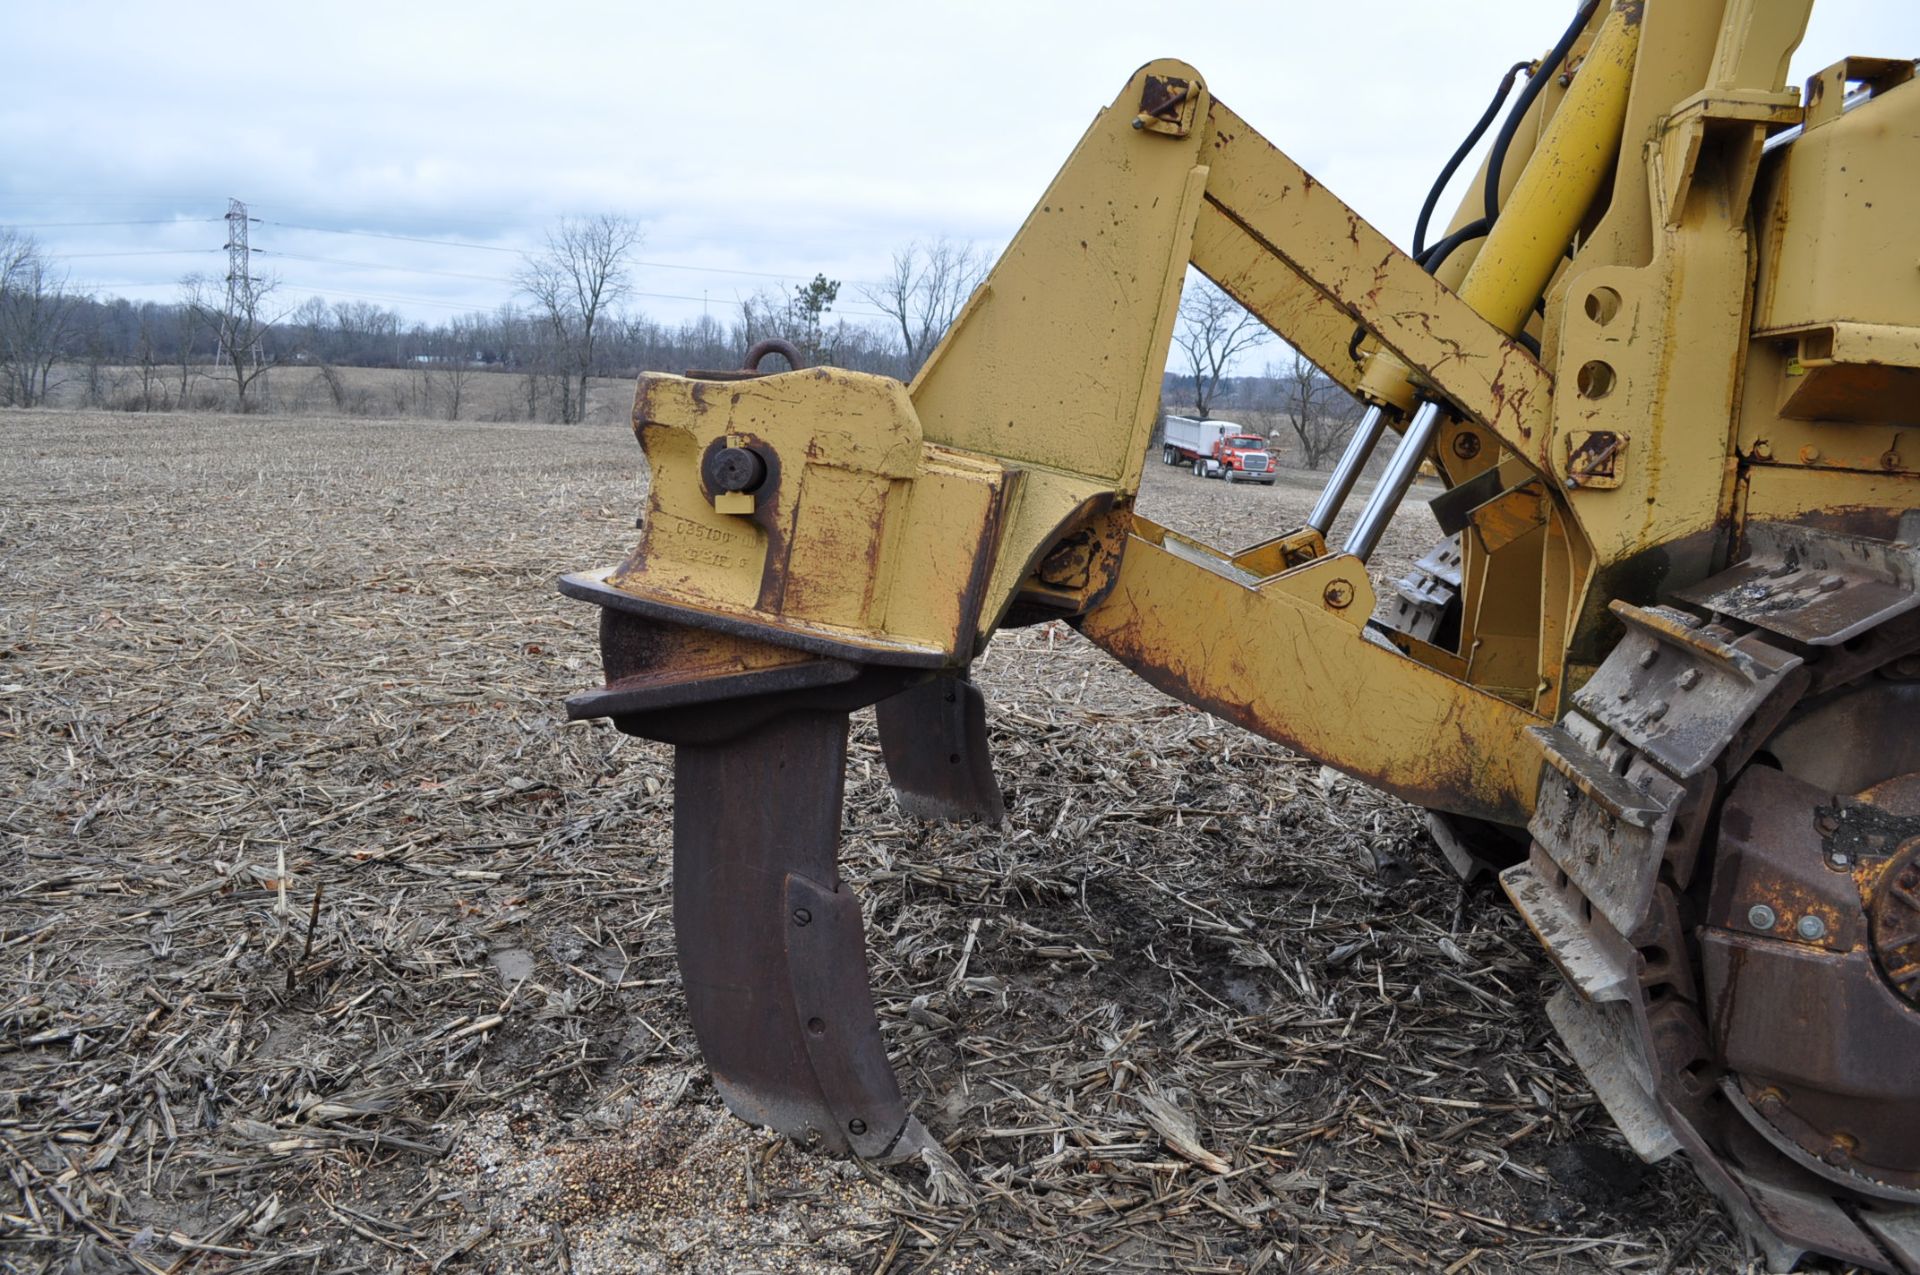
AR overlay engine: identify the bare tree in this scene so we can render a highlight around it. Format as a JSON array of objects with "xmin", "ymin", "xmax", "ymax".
[
  {"xmin": 1173, "ymin": 277, "xmax": 1270, "ymax": 419},
  {"xmin": 859, "ymin": 237, "xmax": 986, "ymax": 375},
  {"xmin": 289, "ymin": 295, "xmax": 331, "ymax": 359},
  {"xmin": 516, "ymin": 214, "xmax": 641, "ymax": 424},
  {"xmin": 329, "ymin": 300, "xmax": 400, "ymax": 366},
  {"xmin": 1276, "ymin": 348, "xmax": 1366, "ymax": 469},
  {"xmin": 427, "ymin": 315, "xmax": 479, "ymax": 420},
  {"xmin": 171, "ymin": 303, "xmax": 203, "ymax": 407},
  {"xmin": 181, "ymin": 270, "xmax": 287, "ymax": 411},
  {"xmin": 0, "ymin": 230, "xmax": 85, "ymax": 407},
  {"xmin": 133, "ymin": 304, "xmax": 163, "ymax": 411}
]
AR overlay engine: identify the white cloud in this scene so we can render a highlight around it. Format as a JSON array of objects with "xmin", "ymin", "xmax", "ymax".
[{"xmin": 4, "ymin": 0, "xmax": 1914, "ymax": 324}]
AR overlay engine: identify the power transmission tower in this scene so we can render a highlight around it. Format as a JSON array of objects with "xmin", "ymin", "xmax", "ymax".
[{"xmin": 221, "ymin": 197, "xmax": 259, "ymax": 369}]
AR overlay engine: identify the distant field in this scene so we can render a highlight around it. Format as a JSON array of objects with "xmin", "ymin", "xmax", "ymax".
[
  {"xmin": 36, "ymin": 364, "xmax": 1367, "ymax": 473},
  {"xmin": 0, "ymin": 408, "xmax": 1749, "ymax": 1273},
  {"xmin": 39, "ymin": 362, "xmax": 640, "ymax": 426}
]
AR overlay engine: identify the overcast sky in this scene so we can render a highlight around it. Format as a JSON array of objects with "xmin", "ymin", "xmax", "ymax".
[{"xmin": 5, "ymin": 1, "xmax": 1915, "ymax": 330}]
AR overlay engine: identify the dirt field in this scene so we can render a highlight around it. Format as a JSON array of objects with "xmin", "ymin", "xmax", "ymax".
[
  {"xmin": 43, "ymin": 364, "xmax": 639, "ymax": 428},
  {"xmin": 0, "ymin": 408, "xmax": 1790, "ymax": 1273}
]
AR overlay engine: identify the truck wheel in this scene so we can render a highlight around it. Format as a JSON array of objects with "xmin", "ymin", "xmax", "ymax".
[
  {"xmin": 1226, "ymin": 470, "xmax": 1237, "ymax": 485},
  {"xmin": 1161, "ymin": 445, "xmax": 1173, "ymax": 465}
]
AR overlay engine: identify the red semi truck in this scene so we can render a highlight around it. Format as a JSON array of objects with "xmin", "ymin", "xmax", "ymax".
[{"xmin": 1159, "ymin": 415, "xmax": 1276, "ymax": 484}]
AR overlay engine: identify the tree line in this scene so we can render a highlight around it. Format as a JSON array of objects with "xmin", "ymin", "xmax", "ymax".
[
  {"xmin": 4, "ymin": 216, "xmax": 1363, "ymax": 468},
  {"xmin": 0, "ymin": 217, "xmax": 992, "ymax": 421}
]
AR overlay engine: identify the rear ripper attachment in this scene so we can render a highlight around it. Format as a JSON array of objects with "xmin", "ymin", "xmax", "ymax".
[
  {"xmin": 559, "ymin": 17, "xmax": 1920, "ymax": 1269},
  {"xmin": 559, "ymin": 343, "xmax": 1015, "ymax": 1156}
]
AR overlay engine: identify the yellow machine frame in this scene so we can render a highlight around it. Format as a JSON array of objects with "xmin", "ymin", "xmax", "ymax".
[{"xmin": 560, "ymin": 2, "xmax": 1920, "ymax": 1266}]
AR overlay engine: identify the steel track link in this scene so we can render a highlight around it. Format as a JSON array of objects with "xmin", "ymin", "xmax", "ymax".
[{"xmin": 1504, "ymin": 523, "xmax": 1920, "ymax": 1272}]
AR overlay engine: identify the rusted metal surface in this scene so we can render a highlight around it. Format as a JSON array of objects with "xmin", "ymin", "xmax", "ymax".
[
  {"xmin": 540, "ymin": 27, "xmax": 1920, "ymax": 1267},
  {"xmin": 1565, "ymin": 429, "xmax": 1625, "ymax": 489},
  {"xmin": 1470, "ymin": 480, "xmax": 1552, "ymax": 554},
  {"xmin": 875, "ymin": 671, "xmax": 1005, "ymax": 824},
  {"xmin": 1871, "ymin": 838, "xmax": 1920, "ymax": 1008},
  {"xmin": 1721, "ymin": 1151, "xmax": 1911, "ymax": 1273},
  {"xmin": 744, "ymin": 338, "xmax": 803, "ymax": 371},
  {"xmin": 1424, "ymin": 810, "xmax": 1527, "ymax": 882},
  {"xmin": 1078, "ymin": 522, "xmax": 1542, "ymax": 827},
  {"xmin": 1134, "ymin": 74, "xmax": 1196, "ymax": 137},
  {"xmin": 1376, "ymin": 535, "xmax": 1462, "ymax": 647},
  {"xmin": 673, "ymin": 708, "xmax": 928, "ymax": 1158},
  {"xmin": 562, "ymin": 567, "xmax": 952, "ymax": 1161},
  {"xmin": 1525, "ymin": 717, "xmax": 1713, "ymax": 940},
  {"xmin": 1571, "ymin": 601, "xmax": 1807, "ymax": 781},
  {"xmin": 612, "ymin": 367, "xmax": 1017, "ymax": 664},
  {"xmin": 1201, "ymin": 97, "xmax": 1552, "ymax": 453},
  {"xmin": 1543, "ymin": 987, "xmax": 1682, "ymax": 1159},
  {"xmin": 784, "ymin": 872, "xmax": 930, "ymax": 1157},
  {"xmin": 1674, "ymin": 521, "xmax": 1920, "ymax": 647},
  {"xmin": 1707, "ymin": 931, "xmax": 1920, "ymax": 1199},
  {"xmin": 564, "ymin": 606, "xmax": 862, "ymax": 722},
  {"xmin": 682, "ymin": 337, "xmax": 805, "ymax": 381},
  {"xmin": 1426, "ymin": 465, "xmax": 1505, "ymax": 537},
  {"xmin": 1513, "ymin": 533, "xmax": 1920, "ymax": 1270},
  {"xmin": 560, "ymin": 570, "xmax": 951, "ymax": 669}
]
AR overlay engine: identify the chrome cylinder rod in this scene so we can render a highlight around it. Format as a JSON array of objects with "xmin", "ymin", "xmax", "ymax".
[
  {"xmin": 1341, "ymin": 400, "xmax": 1443, "ymax": 562},
  {"xmin": 1305, "ymin": 404, "xmax": 1388, "ymax": 536}
]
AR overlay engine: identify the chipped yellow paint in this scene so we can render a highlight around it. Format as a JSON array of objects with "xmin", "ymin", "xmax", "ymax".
[{"xmin": 582, "ymin": 1, "xmax": 1917, "ymax": 828}]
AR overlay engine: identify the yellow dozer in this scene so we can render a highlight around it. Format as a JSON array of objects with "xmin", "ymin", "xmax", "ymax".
[{"xmin": 560, "ymin": 2, "xmax": 1920, "ymax": 1266}]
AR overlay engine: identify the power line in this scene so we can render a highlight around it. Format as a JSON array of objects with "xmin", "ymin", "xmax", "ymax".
[
  {"xmin": 19, "ymin": 201, "xmax": 898, "ymax": 296},
  {"xmin": 252, "ymin": 248, "xmax": 893, "ymax": 319},
  {"xmin": 279, "ymin": 285, "xmax": 482, "ymax": 312},
  {"xmin": 264, "ymin": 218, "xmax": 815, "ymax": 283},
  {"xmin": 0, "ymin": 196, "xmax": 209, "ymax": 206},
  {"xmin": 256, "ymin": 249, "xmax": 510, "ymax": 284},
  {"xmin": 265, "ymin": 220, "xmax": 522, "ymax": 254},
  {"xmin": 36, "ymin": 196, "xmax": 902, "ymax": 322},
  {"xmin": 62, "ymin": 276, "xmax": 895, "ymax": 326},
  {"xmin": 2, "ymin": 218, "xmax": 221, "ymax": 229},
  {"xmin": 50, "ymin": 249, "xmax": 221, "ymax": 259},
  {"xmin": 59, "ymin": 277, "xmax": 488, "ymax": 312}
]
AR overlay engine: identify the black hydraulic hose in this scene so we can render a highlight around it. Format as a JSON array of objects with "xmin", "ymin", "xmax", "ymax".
[
  {"xmin": 1412, "ymin": 61, "xmax": 1533, "ymax": 260},
  {"xmin": 1419, "ymin": 217, "xmax": 1489, "ymax": 274},
  {"xmin": 1484, "ymin": 0, "xmax": 1604, "ymax": 226},
  {"xmin": 1351, "ymin": 7, "xmax": 1597, "ymax": 367}
]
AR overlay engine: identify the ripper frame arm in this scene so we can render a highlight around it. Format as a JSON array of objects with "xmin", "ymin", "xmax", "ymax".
[
  {"xmin": 564, "ymin": 34, "xmax": 1638, "ymax": 820},
  {"xmin": 554, "ymin": 1, "xmax": 1669, "ymax": 1177}
]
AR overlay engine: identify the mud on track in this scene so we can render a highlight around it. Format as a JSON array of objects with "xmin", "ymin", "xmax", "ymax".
[{"xmin": 0, "ymin": 410, "xmax": 1778, "ymax": 1272}]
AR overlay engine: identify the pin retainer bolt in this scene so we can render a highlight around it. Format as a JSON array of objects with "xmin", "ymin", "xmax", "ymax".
[
  {"xmin": 708, "ymin": 446, "xmax": 767, "ymax": 494},
  {"xmin": 1747, "ymin": 904, "xmax": 1778, "ymax": 931},
  {"xmin": 1797, "ymin": 913, "xmax": 1828, "ymax": 941}
]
